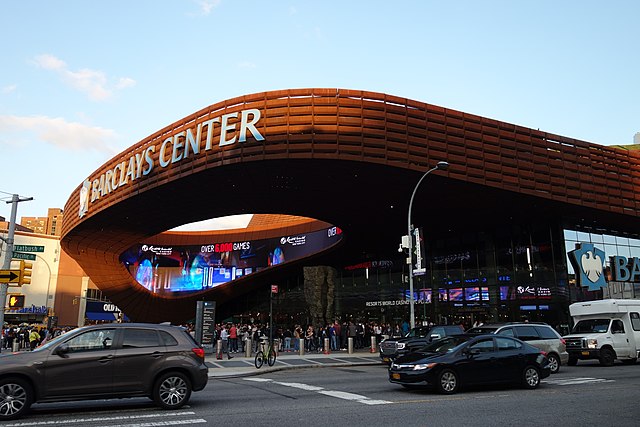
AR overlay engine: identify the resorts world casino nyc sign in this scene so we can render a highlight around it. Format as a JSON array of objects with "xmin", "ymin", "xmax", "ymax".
[
  {"xmin": 568, "ymin": 242, "xmax": 640, "ymax": 291},
  {"xmin": 78, "ymin": 108, "xmax": 265, "ymax": 218}
]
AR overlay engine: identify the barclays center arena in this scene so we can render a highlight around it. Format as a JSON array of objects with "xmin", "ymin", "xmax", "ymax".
[{"xmin": 60, "ymin": 88, "xmax": 640, "ymax": 331}]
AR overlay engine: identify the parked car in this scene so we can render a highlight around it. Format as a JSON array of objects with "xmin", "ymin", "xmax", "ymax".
[
  {"xmin": 379, "ymin": 325, "xmax": 465, "ymax": 364},
  {"xmin": 388, "ymin": 334, "xmax": 551, "ymax": 394},
  {"xmin": 0, "ymin": 323, "xmax": 209, "ymax": 421},
  {"xmin": 465, "ymin": 322, "xmax": 568, "ymax": 373}
]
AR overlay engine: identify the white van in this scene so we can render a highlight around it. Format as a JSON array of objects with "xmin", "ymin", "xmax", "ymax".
[{"xmin": 563, "ymin": 299, "xmax": 640, "ymax": 366}]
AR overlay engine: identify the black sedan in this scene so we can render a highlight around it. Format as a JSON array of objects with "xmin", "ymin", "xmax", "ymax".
[{"xmin": 388, "ymin": 334, "xmax": 550, "ymax": 394}]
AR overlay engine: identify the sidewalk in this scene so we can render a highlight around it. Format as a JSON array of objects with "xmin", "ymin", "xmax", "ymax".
[{"xmin": 205, "ymin": 348, "xmax": 382, "ymax": 378}]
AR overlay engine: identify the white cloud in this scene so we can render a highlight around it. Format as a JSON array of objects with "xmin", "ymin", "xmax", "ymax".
[
  {"xmin": 237, "ymin": 61, "xmax": 256, "ymax": 69},
  {"xmin": 197, "ymin": 0, "xmax": 221, "ymax": 15},
  {"xmin": 0, "ymin": 115, "xmax": 118, "ymax": 153},
  {"xmin": 33, "ymin": 54, "xmax": 136, "ymax": 101},
  {"xmin": 1, "ymin": 84, "xmax": 17, "ymax": 94}
]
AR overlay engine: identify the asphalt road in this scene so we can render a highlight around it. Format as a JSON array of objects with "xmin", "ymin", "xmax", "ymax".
[{"xmin": 17, "ymin": 360, "xmax": 640, "ymax": 427}]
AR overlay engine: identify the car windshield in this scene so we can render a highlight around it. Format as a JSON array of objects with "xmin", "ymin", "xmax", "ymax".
[
  {"xmin": 419, "ymin": 336, "xmax": 469, "ymax": 354},
  {"xmin": 572, "ymin": 319, "xmax": 610, "ymax": 333}
]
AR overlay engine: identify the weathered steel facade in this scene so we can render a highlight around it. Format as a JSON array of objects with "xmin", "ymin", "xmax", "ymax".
[{"xmin": 61, "ymin": 88, "xmax": 640, "ymax": 323}]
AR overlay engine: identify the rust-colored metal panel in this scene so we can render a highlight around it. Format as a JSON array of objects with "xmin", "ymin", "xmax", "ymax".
[{"xmin": 60, "ymin": 88, "xmax": 640, "ymax": 323}]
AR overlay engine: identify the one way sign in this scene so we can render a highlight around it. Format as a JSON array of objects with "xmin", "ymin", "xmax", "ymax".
[{"xmin": 0, "ymin": 269, "xmax": 20, "ymax": 283}]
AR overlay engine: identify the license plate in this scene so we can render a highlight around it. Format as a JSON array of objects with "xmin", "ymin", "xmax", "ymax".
[
  {"xmin": 383, "ymin": 357, "xmax": 390, "ymax": 362},
  {"xmin": 581, "ymin": 351, "xmax": 590, "ymax": 356},
  {"xmin": 392, "ymin": 373, "xmax": 400, "ymax": 380}
]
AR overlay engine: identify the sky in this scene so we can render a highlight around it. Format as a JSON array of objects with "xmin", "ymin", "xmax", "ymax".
[{"xmin": 1, "ymin": 0, "xmax": 639, "ymax": 227}]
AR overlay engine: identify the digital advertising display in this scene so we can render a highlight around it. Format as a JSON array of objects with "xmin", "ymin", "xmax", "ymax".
[{"xmin": 120, "ymin": 227, "xmax": 342, "ymax": 295}]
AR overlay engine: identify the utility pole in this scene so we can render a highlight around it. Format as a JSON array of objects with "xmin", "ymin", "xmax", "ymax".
[{"xmin": 0, "ymin": 194, "xmax": 33, "ymax": 351}]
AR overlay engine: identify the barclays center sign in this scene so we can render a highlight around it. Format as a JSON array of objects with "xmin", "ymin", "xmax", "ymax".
[
  {"xmin": 568, "ymin": 242, "xmax": 640, "ymax": 291},
  {"xmin": 78, "ymin": 108, "xmax": 265, "ymax": 218}
]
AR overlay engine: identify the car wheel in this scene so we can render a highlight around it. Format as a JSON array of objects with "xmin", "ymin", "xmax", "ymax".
[
  {"xmin": 523, "ymin": 366, "xmax": 540, "ymax": 389},
  {"xmin": 567, "ymin": 355, "xmax": 578, "ymax": 366},
  {"xmin": 153, "ymin": 372, "xmax": 192, "ymax": 410},
  {"xmin": 436, "ymin": 369, "xmax": 459, "ymax": 394},
  {"xmin": 599, "ymin": 348, "xmax": 615, "ymax": 367},
  {"xmin": 0, "ymin": 377, "xmax": 33, "ymax": 421},
  {"xmin": 547, "ymin": 353, "xmax": 560, "ymax": 374}
]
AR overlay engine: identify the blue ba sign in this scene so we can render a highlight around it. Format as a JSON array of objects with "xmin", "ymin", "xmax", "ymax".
[
  {"xmin": 568, "ymin": 243, "xmax": 607, "ymax": 291},
  {"xmin": 568, "ymin": 242, "xmax": 640, "ymax": 290}
]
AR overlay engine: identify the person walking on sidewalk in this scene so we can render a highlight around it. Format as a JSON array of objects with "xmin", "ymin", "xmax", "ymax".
[
  {"xmin": 220, "ymin": 325, "xmax": 233, "ymax": 359},
  {"xmin": 229, "ymin": 323, "xmax": 238, "ymax": 353},
  {"xmin": 29, "ymin": 328, "xmax": 41, "ymax": 351}
]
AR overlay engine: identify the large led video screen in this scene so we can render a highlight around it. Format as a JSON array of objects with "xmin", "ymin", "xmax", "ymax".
[{"xmin": 120, "ymin": 226, "xmax": 342, "ymax": 295}]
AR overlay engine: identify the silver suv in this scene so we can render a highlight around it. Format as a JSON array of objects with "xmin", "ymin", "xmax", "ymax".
[
  {"xmin": 466, "ymin": 322, "xmax": 568, "ymax": 374},
  {"xmin": 0, "ymin": 323, "xmax": 209, "ymax": 420}
]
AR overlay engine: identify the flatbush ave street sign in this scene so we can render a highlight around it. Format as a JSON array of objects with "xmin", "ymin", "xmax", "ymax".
[{"xmin": 13, "ymin": 245, "xmax": 44, "ymax": 253}]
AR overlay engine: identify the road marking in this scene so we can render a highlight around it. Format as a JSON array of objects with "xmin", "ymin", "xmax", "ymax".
[
  {"xmin": 5, "ymin": 411, "xmax": 203, "ymax": 427},
  {"xmin": 543, "ymin": 377, "xmax": 615, "ymax": 386},
  {"xmin": 244, "ymin": 378, "xmax": 391, "ymax": 405}
]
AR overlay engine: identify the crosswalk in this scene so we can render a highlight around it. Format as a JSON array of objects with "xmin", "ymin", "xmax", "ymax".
[
  {"xmin": 245, "ymin": 378, "xmax": 392, "ymax": 405},
  {"xmin": 542, "ymin": 376, "xmax": 615, "ymax": 386},
  {"xmin": 4, "ymin": 409, "xmax": 206, "ymax": 427}
]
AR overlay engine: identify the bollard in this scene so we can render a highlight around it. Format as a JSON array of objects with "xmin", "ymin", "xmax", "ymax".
[
  {"xmin": 348, "ymin": 337, "xmax": 354, "ymax": 354},
  {"xmin": 299, "ymin": 338, "xmax": 305, "ymax": 356},
  {"xmin": 245, "ymin": 339, "xmax": 252, "ymax": 357},
  {"xmin": 12, "ymin": 341, "xmax": 19, "ymax": 352},
  {"xmin": 216, "ymin": 339, "xmax": 223, "ymax": 360},
  {"xmin": 370, "ymin": 336, "xmax": 377, "ymax": 353},
  {"xmin": 323, "ymin": 337, "xmax": 330, "ymax": 354}
]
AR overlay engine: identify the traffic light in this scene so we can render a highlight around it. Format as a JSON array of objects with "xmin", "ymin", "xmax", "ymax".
[
  {"xmin": 19, "ymin": 260, "xmax": 33, "ymax": 285},
  {"xmin": 8, "ymin": 294, "xmax": 25, "ymax": 309}
]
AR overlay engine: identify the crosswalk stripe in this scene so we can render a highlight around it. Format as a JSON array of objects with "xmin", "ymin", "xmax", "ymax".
[
  {"xmin": 244, "ymin": 378, "xmax": 391, "ymax": 405},
  {"xmin": 543, "ymin": 377, "xmax": 614, "ymax": 386}
]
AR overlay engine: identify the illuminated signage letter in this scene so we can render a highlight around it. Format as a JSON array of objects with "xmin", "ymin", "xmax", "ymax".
[
  {"xmin": 239, "ymin": 109, "xmax": 264, "ymax": 142},
  {"xmin": 219, "ymin": 112, "xmax": 238, "ymax": 147},
  {"xmin": 184, "ymin": 128, "xmax": 200, "ymax": 158},
  {"xmin": 143, "ymin": 146, "xmax": 155, "ymax": 175},
  {"xmin": 159, "ymin": 137, "xmax": 172, "ymax": 167},
  {"xmin": 201, "ymin": 118, "xmax": 220, "ymax": 150},
  {"xmin": 172, "ymin": 131, "xmax": 184, "ymax": 164},
  {"xmin": 612, "ymin": 256, "xmax": 630, "ymax": 281}
]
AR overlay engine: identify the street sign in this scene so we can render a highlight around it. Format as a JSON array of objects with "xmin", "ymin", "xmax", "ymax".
[
  {"xmin": 271, "ymin": 285, "xmax": 278, "ymax": 294},
  {"xmin": 12, "ymin": 252, "xmax": 37, "ymax": 261},
  {"xmin": 0, "ymin": 270, "xmax": 21, "ymax": 283},
  {"xmin": 13, "ymin": 245, "xmax": 44, "ymax": 253}
]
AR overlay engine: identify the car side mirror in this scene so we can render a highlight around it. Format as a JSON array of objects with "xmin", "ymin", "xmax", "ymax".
[{"xmin": 55, "ymin": 343, "xmax": 70, "ymax": 357}]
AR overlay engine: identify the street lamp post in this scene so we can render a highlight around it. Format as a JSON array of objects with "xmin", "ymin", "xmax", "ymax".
[{"xmin": 407, "ymin": 161, "xmax": 449, "ymax": 329}]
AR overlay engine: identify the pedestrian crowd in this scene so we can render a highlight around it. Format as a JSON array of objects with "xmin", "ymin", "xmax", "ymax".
[
  {"xmin": 1, "ymin": 324, "xmax": 74, "ymax": 351},
  {"xmin": 190, "ymin": 319, "xmax": 410, "ymax": 357}
]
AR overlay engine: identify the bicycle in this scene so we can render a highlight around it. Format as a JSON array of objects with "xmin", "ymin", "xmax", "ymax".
[{"xmin": 254, "ymin": 340, "xmax": 277, "ymax": 368}]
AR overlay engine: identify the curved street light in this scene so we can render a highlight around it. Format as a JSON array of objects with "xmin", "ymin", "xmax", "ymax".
[{"xmin": 407, "ymin": 161, "xmax": 449, "ymax": 328}]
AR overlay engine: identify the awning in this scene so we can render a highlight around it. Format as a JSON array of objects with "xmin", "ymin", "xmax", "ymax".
[{"xmin": 86, "ymin": 312, "xmax": 117, "ymax": 321}]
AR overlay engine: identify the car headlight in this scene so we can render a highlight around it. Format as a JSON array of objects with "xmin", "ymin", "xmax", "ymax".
[
  {"xmin": 587, "ymin": 339, "xmax": 598, "ymax": 349},
  {"xmin": 413, "ymin": 363, "xmax": 438, "ymax": 371},
  {"xmin": 397, "ymin": 343, "xmax": 406, "ymax": 349}
]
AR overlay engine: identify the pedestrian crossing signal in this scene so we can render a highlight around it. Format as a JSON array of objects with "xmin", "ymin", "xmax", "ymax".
[{"xmin": 8, "ymin": 294, "xmax": 25, "ymax": 309}]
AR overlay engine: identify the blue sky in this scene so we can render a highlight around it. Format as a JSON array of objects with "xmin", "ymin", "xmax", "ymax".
[{"xmin": 1, "ymin": 0, "xmax": 639, "ymax": 222}]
